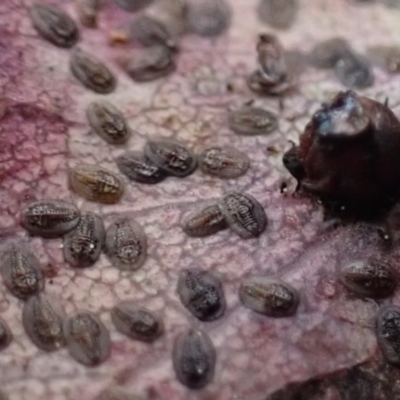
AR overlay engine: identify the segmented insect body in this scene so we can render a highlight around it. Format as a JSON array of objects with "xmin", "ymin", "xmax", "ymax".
[
  {"xmin": 228, "ymin": 106, "xmax": 278, "ymax": 135},
  {"xmin": 122, "ymin": 46, "xmax": 176, "ymax": 83},
  {"xmin": 376, "ymin": 305, "xmax": 400, "ymax": 365},
  {"xmin": 1, "ymin": 244, "xmax": 44, "ymax": 299},
  {"xmin": 340, "ymin": 259, "xmax": 397, "ymax": 298},
  {"xmin": 239, "ymin": 277, "xmax": 299, "ymax": 317},
  {"xmin": 63, "ymin": 212, "xmax": 105, "ymax": 268},
  {"xmin": 22, "ymin": 294, "xmax": 65, "ymax": 352},
  {"xmin": 20, "ymin": 200, "xmax": 81, "ymax": 237},
  {"xmin": 105, "ymin": 218, "xmax": 147, "ymax": 271},
  {"xmin": 199, "ymin": 146, "xmax": 250, "ymax": 179},
  {"xmin": 69, "ymin": 164, "xmax": 124, "ymax": 204},
  {"xmin": 70, "ymin": 49, "xmax": 117, "ymax": 94},
  {"xmin": 29, "ymin": 3, "xmax": 79, "ymax": 48},
  {"xmin": 64, "ymin": 311, "xmax": 111, "ymax": 367},
  {"xmin": 177, "ymin": 269, "xmax": 226, "ymax": 321},
  {"xmin": 116, "ymin": 152, "xmax": 167, "ymax": 184},
  {"xmin": 173, "ymin": 329, "xmax": 216, "ymax": 389},
  {"xmin": 87, "ymin": 101, "xmax": 131, "ymax": 145},
  {"xmin": 111, "ymin": 302, "xmax": 164, "ymax": 342},
  {"xmin": 144, "ymin": 139, "xmax": 197, "ymax": 177},
  {"xmin": 182, "ymin": 203, "xmax": 228, "ymax": 237},
  {"xmin": 0, "ymin": 317, "xmax": 12, "ymax": 351},
  {"xmin": 220, "ymin": 193, "xmax": 267, "ymax": 238}
]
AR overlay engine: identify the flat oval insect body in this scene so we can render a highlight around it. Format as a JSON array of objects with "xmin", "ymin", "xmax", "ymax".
[
  {"xmin": 0, "ymin": 317, "xmax": 12, "ymax": 351},
  {"xmin": 105, "ymin": 218, "xmax": 147, "ymax": 271},
  {"xmin": 144, "ymin": 139, "xmax": 198, "ymax": 177},
  {"xmin": 240, "ymin": 277, "xmax": 299, "ymax": 317},
  {"xmin": 22, "ymin": 294, "xmax": 65, "ymax": 352},
  {"xmin": 63, "ymin": 212, "xmax": 105, "ymax": 268},
  {"xmin": 228, "ymin": 106, "xmax": 278, "ymax": 135},
  {"xmin": 116, "ymin": 152, "xmax": 167, "ymax": 184},
  {"xmin": 173, "ymin": 329, "xmax": 216, "ymax": 389},
  {"xmin": 76, "ymin": 0, "xmax": 101, "ymax": 28},
  {"xmin": 64, "ymin": 311, "xmax": 111, "ymax": 367},
  {"xmin": 29, "ymin": 3, "xmax": 79, "ymax": 48},
  {"xmin": 20, "ymin": 200, "xmax": 81, "ymax": 237},
  {"xmin": 70, "ymin": 49, "xmax": 117, "ymax": 94},
  {"xmin": 1, "ymin": 244, "xmax": 45, "ymax": 300},
  {"xmin": 220, "ymin": 192, "xmax": 267, "ymax": 239},
  {"xmin": 199, "ymin": 146, "xmax": 250, "ymax": 179},
  {"xmin": 111, "ymin": 302, "xmax": 164, "ymax": 342},
  {"xmin": 182, "ymin": 203, "xmax": 228, "ymax": 237},
  {"xmin": 122, "ymin": 46, "xmax": 176, "ymax": 83},
  {"xmin": 87, "ymin": 101, "xmax": 131, "ymax": 145},
  {"xmin": 177, "ymin": 269, "xmax": 226, "ymax": 321},
  {"xmin": 340, "ymin": 259, "xmax": 397, "ymax": 298},
  {"xmin": 376, "ymin": 305, "xmax": 400, "ymax": 365},
  {"xmin": 112, "ymin": 0, "xmax": 154, "ymax": 12},
  {"xmin": 69, "ymin": 164, "xmax": 124, "ymax": 204}
]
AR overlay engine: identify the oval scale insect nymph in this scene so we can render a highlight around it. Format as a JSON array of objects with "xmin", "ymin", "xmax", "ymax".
[
  {"xmin": 64, "ymin": 311, "xmax": 111, "ymax": 367},
  {"xmin": 220, "ymin": 192, "xmax": 267, "ymax": 239},
  {"xmin": 20, "ymin": 200, "xmax": 81, "ymax": 238},
  {"xmin": 22, "ymin": 294, "xmax": 66, "ymax": 352},
  {"xmin": 87, "ymin": 101, "xmax": 132, "ymax": 145},
  {"xmin": 376, "ymin": 305, "xmax": 400, "ymax": 366},
  {"xmin": 111, "ymin": 301, "xmax": 164, "ymax": 342},
  {"xmin": 63, "ymin": 212, "xmax": 106, "ymax": 268},
  {"xmin": 69, "ymin": 164, "xmax": 124, "ymax": 204},
  {"xmin": 239, "ymin": 276, "xmax": 300, "ymax": 317},
  {"xmin": 177, "ymin": 269, "xmax": 226, "ymax": 321},
  {"xmin": 340, "ymin": 259, "xmax": 397, "ymax": 298},
  {"xmin": 105, "ymin": 217, "xmax": 147, "ymax": 271},
  {"xmin": 29, "ymin": 3, "xmax": 79, "ymax": 48},
  {"xmin": 1, "ymin": 244, "xmax": 45, "ymax": 300},
  {"xmin": 172, "ymin": 328, "xmax": 216, "ymax": 390},
  {"xmin": 181, "ymin": 203, "xmax": 228, "ymax": 237}
]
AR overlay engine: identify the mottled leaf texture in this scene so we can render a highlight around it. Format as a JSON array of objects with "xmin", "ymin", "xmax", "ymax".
[{"xmin": 5, "ymin": 1, "xmax": 400, "ymax": 400}]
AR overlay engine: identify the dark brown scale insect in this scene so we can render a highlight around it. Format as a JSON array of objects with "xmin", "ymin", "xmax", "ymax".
[
  {"xmin": 120, "ymin": 46, "xmax": 176, "ymax": 83},
  {"xmin": 76, "ymin": 0, "xmax": 101, "ymax": 28},
  {"xmin": 130, "ymin": 15, "xmax": 177, "ymax": 50},
  {"xmin": 70, "ymin": 48, "xmax": 117, "ymax": 94},
  {"xmin": 258, "ymin": 0, "xmax": 299, "ymax": 29},
  {"xmin": 248, "ymin": 34, "xmax": 293, "ymax": 96},
  {"xmin": 1, "ymin": 244, "xmax": 45, "ymax": 300},
  {"xmin": 185, "ymin": 0, "xmax": 231, "ymax": 37},
  {"xmin": 29, "ymin": 3, "xmax": 79, "ymax": 48},
  {"xmin": 20, "ymin": 200, "xmax": 81, "ymax": 238},
  {"xmin": 239, "ymin": 277, "xmax": 300, "ymax": 317},
  {"xmin": 22, "ymin": 294, "xmax": 65, "ymax": 352},
  {"xmin": 64, "ymin": 311, "xmax": 111, "ymax": 367},
  {"xmin": 220, "ymin": 192, "xmax": 267, "ymax": 239},
  {"xmin": 112, "ymin": 0, "xmax": 154, "ymax": 12},
  {"xmin": 96, "ymin": 386, "xmax": 143, "ymax": 400},
  {"xmin": 334, "ymin": 51, "xmax": 374, "ymax": 89},
  {"xmin": 111, "ymin": 301, "xmax": 164, "ymax": 342},
  {"xmin": 290, "ymin": 90, "xmax": 400, "ymax": 218},
  {"xmin": 115, "ymin": 151, "xmax": 167, "ymax": 184},
  {"xmin": 177, "ymin": 269, "xmax": 226, "ymax": 322},
  {"xmin": 181, "ymin": 203, "xmax": 228, "ymax": 237},
  {"xmin": 63, "ymin": 212, "xmax": 105, "ymax": 268},
  {"xmin": 228, "ymin": 105, "xmax": 278, "ymax": 136},
  {"xmin": 144, "ymin": 139, "xmax": 198, "ymax": 177},
  {"xmin": 198, "ymin": 146, "xmax": 250, "ymax": 179},
  {"xmin": 68, "ymin": 164, "xmax": 124, "ymax": 204},
  {"xmin": 173, "ymin": 328, "xmax": 216, "ymax": 390},
  {"xmin": 376, "ymin": 305, "xmax": 400, "ymax": 365},
  {"xmin": 282, "ymin": 144, "xmax": 305, "ymax": 183},
  {"xmin": 340, "ymin": 259, "xmax": 397, "ymax": 298},
  {"xmin": 105, "ymin": 217, "xmax": 147, "ymax": 271},
  {"xmin": 0, "ymin": 317, "xmax": 12, "ymax": 351},
  {"xmin": 309, "ymin": 38, "xmax": 351, "ymax": 69},
  {"xmin": 86, "ymin": 101, "xmax": 132, "ymax": 145}
]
